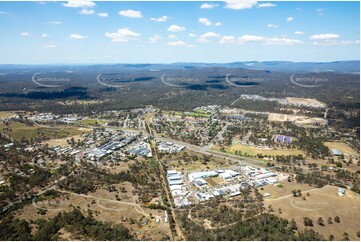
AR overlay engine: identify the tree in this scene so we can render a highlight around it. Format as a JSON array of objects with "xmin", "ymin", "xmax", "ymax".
[
  {"xmin": 317, "ymin": 217, "xmax": 324, "ymax": 226},
  {"xmin": 327, "ymin": 217, "xmax": 333, "ymax": 224},
  {"xmin": 290, "ymin": 218, "xmax": 298, "ymax": 230},
  {"xmin": 329, "ymin": 234, "xmax": 334, "ymax": 241},
  {"xmin": 303, "ymin": 217, "xmax": 314, "ymax": 226},
  {"xmin": 334, "ymin": 216, "xmax": 341, "ymax": 223},
  {"xmin": 342, "ymin": 232, "xmax": 349, "ymax": 241}
]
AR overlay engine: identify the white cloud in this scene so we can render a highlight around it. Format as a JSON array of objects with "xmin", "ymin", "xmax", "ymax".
[
  {"xmin": 267, "ymin": 24, "xmax": 278, "ymax": 28},
  {"xmin": 215, "ymin": 22, "xmax": 222, "ymax": 26},
  {"xmin": 199, "ymin": 17, "xmax": 212, "ymax": 26},
  {"xmin": 41, "ymin": 33, "xmax": 49, "ymax": 38},
  {"xmin": 98, "ymin": 12, "xmax": 109, "ymax": 17},
  {"xmin": 310, "ymin": 33, "xmax": 340, "ymax": 40},
  {"xmin": 257, "ymin": 3, "xmax": 276, "ymax": 8},
  {"xmin": 219, "ymin": 35, "xmax": 237, "ymax": 44},
  {"xmin": 168, "ymin": 34, "xmax": 177, "ymax": 39},
  {"xmin": 312, "ymin": 39, "xmax": 359, "ymax": 46},
  {"xmin": 239, "ymin": 34, "xmax": 264, "ymax": 43},
  {"xmin": 79, "ymin": 9, "xmax": 94, "ymax": 15},
  {"xmin": 105, "ymin": 28, "xmax": 140, "ymax": 42},
  {"xmin": 265, "ymin": 37, "xmax": 303, "ymax": 45},
  {"xmin": 149, "ymin": 34, "xmax": 161, "ymax": 43},
  {"xmin": 316, "ymin": 8, "xmax": 324, "ymax": 16},
  {"xmin": 49, "ymin": 21, "xmax": 62, "ymax": 25},
  {"xmin": 20, "ymin": 32, "xmax": 29, "ymax": 36},
  {"xmin": 219, "ymin": 34, "xmax": 302, "ymax": 46},
  {"xmin": 201, "ymin": 32, "xmax": 220, "ymax": 38},
  {"xmin": 286, "ymin": 17, "xmax": 293, "ymax": 22},
  {"xmin": 294, "ymin": 31, "xmax": 304, "ymax": 35},
  {"xmin": 150, "ymin": 16, "xmax": 170, "ymax": 22},
  {"xmin": 188, "ymin": 33, "xmax": 197, "ymax": 37},
  {"xmin": 167, "ymin": 25, "xmax": 186, "ymax": 32},
  {"xmin": 200, "ymin": 3, "xmax": 219, "ymax": 9},
  {"xmin": 62, "ymin": 0, "xmax": 95, "ymax": 8},
  {"xmin": 198, "ymin": 32, "xmax": 220, "ymax": 43},
  {"xmin": 119, "ymin": 10, "xmax": 143, "ymax": 18},
  {"xmin": 69, "ymin": 34, "xmax": 88, "ymax": 39},
  {"xmin": 43, "ymin": 44, "xmax": 56, "ymax": 48},
  {"xmin": 224, "ymin": 0, "xmax": 258, "ymax": 10},
  {"xmin": 167, "ymin": 40, "xmax": 187, "ymax": 46}
]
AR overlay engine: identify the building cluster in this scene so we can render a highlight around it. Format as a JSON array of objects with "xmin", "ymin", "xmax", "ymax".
[
  {"xmin": 127, "ymin": 140, "xmax": 152, "ymax": 157},
  {"xmin": 52, "ymin": 128, "xmax": 152, "ymax": 161},
  {"xmin": 156, "ymin": 141, "xmax": 185, "ymax": 154},
  {"xmin": 193, "ymin": 105, "xmax": 220, "ymax": 114},
  {"xmin": 166, "ymin": 170, "xmax": 192, "ymax": 207},
  {"xmin": 276, "ymin": 135, "xmax": 292, "ymax": 144},
  {"xmin": 167, "ymin": 165, "xmax": 279, "ymax": 205},
  {"xmin": 28, "ymin": 113, "xmax": 82, "ymax": 123},
  {"xmin": 241, "ymin": 166, "xmax": 278, "ymax": 186}
]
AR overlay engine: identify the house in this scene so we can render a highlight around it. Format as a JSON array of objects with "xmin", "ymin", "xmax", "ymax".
[
  {"xmin": 188, "ymin": 171, "xmax": 218, "ymax": 182},
  {"xmin": 338, "ymin": 187, "xmax": 345, "ymax": 196},
  {"xmin": 194, "ymin": 178, "xmax": 207, "ymax": 188},
  {"xmin": 276, "ymin": 135, "xmax": 292, "ymax": 144},
  {"xmin": 332, "ymin": 149, "xmax": 342, "ymax": 156}
]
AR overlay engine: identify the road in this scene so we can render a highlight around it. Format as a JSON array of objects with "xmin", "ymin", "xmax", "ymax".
[
  {"xmin": 154, "ymin": 135, "xmax": 266, "ymax": 168},
  {"xmin": 207, "ymin": 122, "xmax": 229, "ymax": 148},
  {"xmin": 1, "ymin": 177, "xmax": 64, "ymax": 214},
  {"xmin": 55, "ymin": 189, "xmax": 159, "ymax": 219},
  {"xmin": 145, "ymin": 119, "xmax": 185, "ymax": 240}
]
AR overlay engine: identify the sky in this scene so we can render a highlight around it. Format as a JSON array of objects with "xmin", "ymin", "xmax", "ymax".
[{"xmin": 0, "ymin": 0, "xmax": 359, "ymax": 64}]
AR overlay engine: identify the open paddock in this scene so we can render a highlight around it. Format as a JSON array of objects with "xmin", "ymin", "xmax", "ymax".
[{"xmin": 261, "ymin": 184, "xmax": 360, "ymax": 241}]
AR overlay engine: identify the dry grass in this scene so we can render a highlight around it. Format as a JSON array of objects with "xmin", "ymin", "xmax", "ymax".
[
  {"xmin": 15, "ymin": 184, "xmax": 172, "ymax": 240},
  {"xmin": 325, "ymin": 141, "xmax": 359, "ymax": 157},
  {"xmin": 0, "ymin": 111, "xmax": 17, "ymax": 119},
  {"xmin": 0, "ymin": 122, "xmax": 87, "ymax": 141},
  {"xmin": 164, "ymin": 150, "xmax": 235, "ymax": 171},
  {"xmin": 261, "ymin": 183, "xmax": 360, "ymax": 241},
  {"xmin": 213, "ymin": 144, "xmax": 304, "ymax": 157}
]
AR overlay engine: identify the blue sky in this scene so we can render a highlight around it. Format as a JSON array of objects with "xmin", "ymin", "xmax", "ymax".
[{"xmin": 0, "ymin": 0, "xmax": 359, "ymax": 64}]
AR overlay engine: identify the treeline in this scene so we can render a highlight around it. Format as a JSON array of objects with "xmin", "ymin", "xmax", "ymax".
[
  {"xmin": 0, "ymin": 209, "xmax": 133, "ymax": 240},
  {"xmin": 177, "ymin": 211, "xmax": 323, "ymax": 241}
]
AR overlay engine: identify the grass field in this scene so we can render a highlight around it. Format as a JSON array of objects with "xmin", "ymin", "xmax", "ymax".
[
  {"xmin": 212, "ymin": 144, "xmax": 304, "ymax": 157},
  {"xmin": 164, "ymin": 150, "xmax": 235, "ymax": 171},
  {"xmin": 0, "ymin": 111, "xmax": 17, "ymax": 119},
  {"xmin": 173, "ymin": 111, "xmax": 210, "ymax": 118},
  {"xmin": 78, "ymin": 119, "xmax": 108, "ymax": 126},
  {"xmin": 324, "ymin": 141, "xmax": 359, "ymax": 157},
  {"xmin": 0, "ymin": 122, "xmax": 86, "ymax": 141},
  {"xmin": 261, "ymin": 183, "xmax": 360, "ymax": 241}
]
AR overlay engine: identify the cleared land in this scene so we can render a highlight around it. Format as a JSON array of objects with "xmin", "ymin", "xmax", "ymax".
[
  {"xmin": 261, "ymin": 183, "xmax": 360, "ymax": 241},
  {"xmin": 163, "ymin": 150, "xmax": 235, "ymax": 171},
  {"xmin": 286, "ymin": 97, "xmax": 326, "ymax": 108},
  {"xmin": 78, "ymin": 118, "xmax": 109, "ymax": 126},
  {"xmin": 0, "ymin": 111, "xmax": 18, "ymax": 119},
  {"xmin": 268, "ymin": 113, "xmax": 327, "ymax": 127},
  {"xmin": 325, "ymin": 141, "xmax": 359, "ymax": 157},
  {"xmin": 0, "ymin": 122, "xmax": 86, "ymax": 141},
  {"xmin": 15, "ymin": 183, "xmax": 172, "ymax": 240},
  {"xmin": 212, "ymin": 144, "xmax": 304, "ymax": 157}
]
